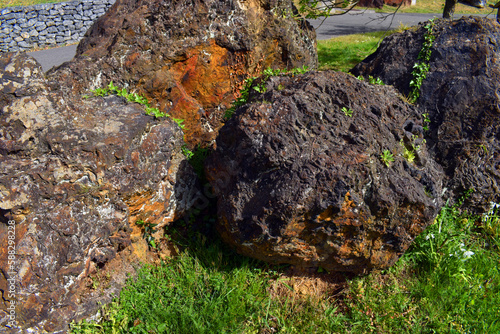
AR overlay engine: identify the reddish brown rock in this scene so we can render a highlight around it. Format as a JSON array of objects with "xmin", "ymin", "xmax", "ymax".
[
  {"xmin": 49, "ymin": 0, "xmax": 318, "ymax": 148},
  {"xmin": 351, "ymin": 17, "xmax": 500, "ymax": 212},
  {"xmin": 205, "ymin": 70, "xmax": 444, "ymax": 274},
  {"xmin": 0, "ymin": 53, "xmax": 200, "ymax": 331}
]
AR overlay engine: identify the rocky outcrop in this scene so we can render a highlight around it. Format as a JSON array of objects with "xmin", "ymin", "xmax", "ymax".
[
  {"xmin": 351, "ymin": 17, "xmax": 500, "ymax": 212},
  {"xmin": 205, "ymin": 71, "xmax": 443, "ymax": 274},
  {"xmin": 48, "ymin": 0, "xmax": 318, "ymax": 148},
  {"xmin": 0, "ymin": 53, "xmax": 200, "ymax": 332}
]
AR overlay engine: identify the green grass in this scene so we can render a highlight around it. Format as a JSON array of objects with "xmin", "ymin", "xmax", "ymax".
[
  {"xmin": 69, "ymin": 226, "xmax": 346, "ymax": 334},
  {"xmin": 70, "ymin": 195, "xmax": 500, "ymax": 333},
  {"xmin": 1, "ymin": 0, "xmax": 65, "ymax": 8},
  {"xmin": 317, "ymin": 30, "xmax": 406, "ymax": 72}
]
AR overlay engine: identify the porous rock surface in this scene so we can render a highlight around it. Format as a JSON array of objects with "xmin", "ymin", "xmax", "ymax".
[
  {"xmin": 351, "ymin": 17, "xmax": 500, "ymax": 211},
  {"xmin": 50, "ymin": 0, "xmax": 318, "ymax": 148},
  {"xmin": 205, "ymin": 71, "xmax": 444, "ymax": 274},
  {"xmin": 0, "ymin": 53, "xmax": 200, "ymax": 332}
]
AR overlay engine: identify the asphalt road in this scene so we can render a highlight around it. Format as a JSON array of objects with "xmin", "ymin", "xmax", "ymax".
[{"xmin": 27, "ymin": 11, "xmax": 495, "ymax": 72}]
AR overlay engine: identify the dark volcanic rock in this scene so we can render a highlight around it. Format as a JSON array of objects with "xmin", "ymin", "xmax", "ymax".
[
  {"xmin": 205, "ymin": 71, "xmax": 444, "ymax": 274},
  {"xmin": 0, "ymin": 53, "xmax": 200, "ymax": 332},
  {"xmin": 352, "ymin": 17, "xmax": 500, "ymax": 212},
  {"xmin": 49, "ymin": 0, "xmax": 318, "ymax": 148}
]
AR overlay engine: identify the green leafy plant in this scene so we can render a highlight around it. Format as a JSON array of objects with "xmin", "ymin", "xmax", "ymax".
[
  {"xmin": 225, "ymin": 66, "xmax": 309, "ymax": 120},
  {"xmin": 380, "ymin": 149, "xmax": 395, "ymax": 167},
  {"xmin": 181, "ymin": 145, "xmax": 194, "ymax": 159},
  {"xmin": 136, "ymin": 220, "xmax": 158, "ymax": 250},
  {"xmin": 341, "ymin": 106, "xmax": 353, "ymax": 117},
  {"xmin": 400, "ymin": 136, "xmax": 422, "ymax": 163},
  {"xmin": 401, "ymin": 142, "xmax": 416, "ymax": 163},
  {"xmin": 87, "ymin": 82, "xmax": 186, "ymax": 129},
  {"xmin": 368, "ymin": 75, "xmax": 384, "ymax": 85},
  {"xmin": 409, "ymin": 19, "xmax": 436, "ymax": 103},
  {"xmin": 422, "ymin": 113, "xmax": 431, "ymax": 131}
]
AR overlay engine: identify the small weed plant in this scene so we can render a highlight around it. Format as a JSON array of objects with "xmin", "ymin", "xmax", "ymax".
[
  {"xmin": 380, "ymin": 149, "xmax": 395, "ymax": 167},
  {"xmin": 400, "ymin": 135, "xmax": 423, "ymax": 163},
  {"xmin": 368, "ymin": 75, "xmax": 384, "ymax": 85},
  {"xmin": 356, "ymin": 75, "xmax": 385, "ymax": 85},
  {"xmin": 341, "ymin": 106, "xmax": 354, "ymax": 117},
  {"xmin": 422, "ymin": 112, "xmax": 431, "ymax": 131},
  {"xmin": 135, "ymin": 220, "xmax": 158, "ymax": 250}
]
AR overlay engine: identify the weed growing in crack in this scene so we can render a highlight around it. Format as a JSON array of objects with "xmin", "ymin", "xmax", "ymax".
[
  {"xmin": 380, "ymin": 149, "xmax": 395, "ymax": 167},
  {"xmin": 341, "ymin": 106, "xmax": 354, "ymax": 117}
]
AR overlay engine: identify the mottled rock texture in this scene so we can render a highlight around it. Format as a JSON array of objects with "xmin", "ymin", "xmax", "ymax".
[
  {"xmin": 205, "ymin": 71, "xmax": 443, "ymax": 274},
  {"xmin": 50, "ymin": 0, "xmax": 318, "ymax": 148},
  {"xmin": 0, "ymin": 53, "xmax": 200, "ymax": 332},
  {"xmin": 351, "ymin": 17, "xmax": 500, "ymax": 212}
]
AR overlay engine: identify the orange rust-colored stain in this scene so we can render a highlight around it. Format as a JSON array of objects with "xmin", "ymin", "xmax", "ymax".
[
  {"xmin": 125, "ymin": 191, "xmax": 169, "ymax": 224},
  {"xmin": 283, "ymin": 220, "xmax": 306, "ymax": 238},
  {"xmin": 124, "ymin": 52, "xmax": 142, "ymax": 68},
  {"xmin": 316, "ymin": 206, "xmax": 335, "ymax": 222},
  {"xmin": 157, "ymin": 40, "xmax": 239, "ymax": 146}
]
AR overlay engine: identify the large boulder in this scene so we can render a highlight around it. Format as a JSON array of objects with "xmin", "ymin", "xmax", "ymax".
[
  {"xmin": 49, "ymin": 0, "xmax": 318, "ymax": 148},
  {"xmin": 351, "ymin": 17, "xmax": 500, "ymax": 212},
  {"xmin": 205, "ymin": 71, "xmax": 444, "ymax": 274},
  {"xmin": 0, "ymin": 53, "xmax": 200, "ymax": 332}
]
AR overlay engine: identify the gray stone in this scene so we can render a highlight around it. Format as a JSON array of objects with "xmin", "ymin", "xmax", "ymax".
[
  {"xmin": 26, "ymin": 11, "xmax": 38, "ymax": 19},
  {"xmin": 2, "ymin": 13, "xmax": 15, "ymax": 20},
  {"xmin": 20, "ymin": 19, "xmax": 37, "ymax": 28},
  {"xmin": 18, "ymin": 41, "xmax": 31, "ymax": 48},
  {"xmin": 35, "ymin": 23, "xmax": 47, "ymax": 31},
  {"xmin": 38, "ymin": 3, "xmax": 54, "ymax": 10}
]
